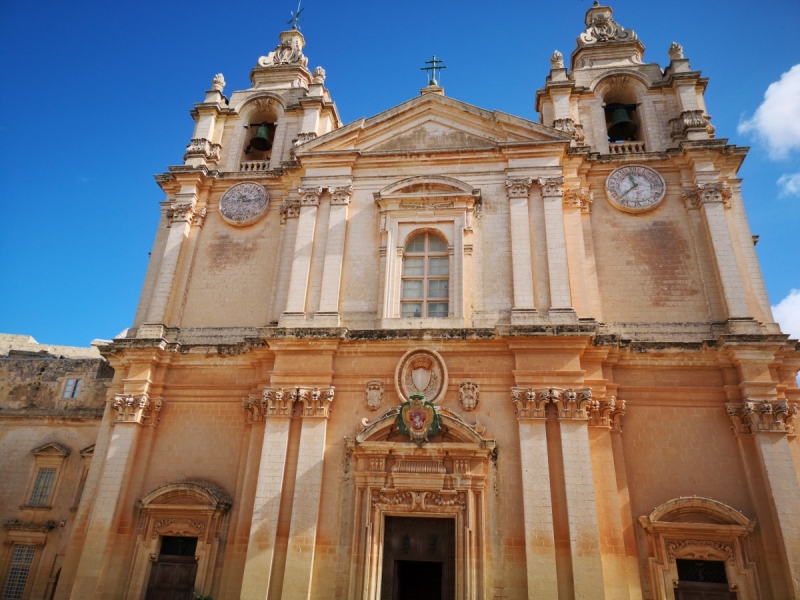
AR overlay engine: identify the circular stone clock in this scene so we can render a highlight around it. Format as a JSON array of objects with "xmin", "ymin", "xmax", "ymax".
[
  {"xmin": 219, "ymin": 182, "xmax": 269, "ymax": 225},
  {"xmin": 605, "ymin": 165, "xmax": 666, "ymax": 213}
]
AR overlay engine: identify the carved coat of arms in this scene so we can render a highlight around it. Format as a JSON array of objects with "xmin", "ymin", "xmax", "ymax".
[
  {"xmin": 459, "ymin": 381, "xmax": 480, "ymax": 411},
  {"xmin": 365, "ymin": 380, "xmax": 384, "ymax": 411},
  {"xmin": 398, "ymin": 394, "xmax": 440, "ymax": 444},
  {"xmin": 395, "ymin": 349, "xmax": 448, "ymax": 404}
]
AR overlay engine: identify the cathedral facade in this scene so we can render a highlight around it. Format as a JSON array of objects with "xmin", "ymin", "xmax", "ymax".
[{"xmin": 2, "ymin": 4, "xmax": 800, "ymax": 600}]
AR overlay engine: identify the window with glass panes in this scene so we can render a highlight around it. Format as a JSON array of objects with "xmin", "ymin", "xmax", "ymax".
[
  {"xmin": 1, "ymin": 545, "xmax": 35, "ymax": 600},
  {"xmin": 28, "ymin": 468, "xmax": 56, "ymax": 506},
  {"xmin": 401, "ymin": 233, "xmax": 449, "ymax": 318},
  {"xmin": 62, "ymin": 378, "xmax": 81, "ymax": 399}
]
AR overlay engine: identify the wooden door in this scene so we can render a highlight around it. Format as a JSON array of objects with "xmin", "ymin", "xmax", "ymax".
[
  {"xmin": 380, "ymin": 517, "xmax": 455, "ymax": 600},
  {"xmin": 145, "ymin": 557, "xmax": 197, "ymax": 600}
]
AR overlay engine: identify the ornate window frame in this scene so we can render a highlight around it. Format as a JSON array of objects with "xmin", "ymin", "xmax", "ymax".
[
  {"xmin": 22, "ymin": 443, "xmax": 71, "ymax": 510},
  {"xmin": 345, "ymin": 408, "xmax": 494, "ymax": 599},
  {"xmin": 123, "ymin": 482, "xmax": 231, "ymax": 600},
  {"xmin": 638, "ymin": 497, "xmax": 759, "ymax": 599},
  {"xmin": 374, "ymin": 176, "xmax": 480, "ymax": 328}
]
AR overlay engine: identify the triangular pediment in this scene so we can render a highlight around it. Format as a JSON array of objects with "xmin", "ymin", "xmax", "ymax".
[
  {"xmin": 31, "ymin": 442, "xmax": 71, "ymax": 456},
  {"xmin": 296, "ymin": 93, "xmax": 570, "ymax": 156}
]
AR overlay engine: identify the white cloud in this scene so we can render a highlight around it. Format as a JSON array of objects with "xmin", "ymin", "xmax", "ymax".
[
  {"xmin": 739, "ymin": 64, "xmax": 800, "ymax": 160},
  {"xmin": 778, "ymin": 173, "xmax": 800, "ymax": 197},
  {"xmin": 772, "ymin": 289, "xmax": 800, "ymax": 339}
]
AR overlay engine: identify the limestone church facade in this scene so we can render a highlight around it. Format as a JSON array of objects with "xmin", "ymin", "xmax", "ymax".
[{"xmin": 2, "ymin": 4, "xmax": 800, "ymax": 599}]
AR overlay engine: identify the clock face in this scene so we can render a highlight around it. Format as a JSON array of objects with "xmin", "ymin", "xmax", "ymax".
[
  {"xmin": 605, "ymin": 165, "xmax": 666, "ymax": 213},
  {"xmin": 219, "ymin": 182, "xmax": 269, "ymax": 225}
]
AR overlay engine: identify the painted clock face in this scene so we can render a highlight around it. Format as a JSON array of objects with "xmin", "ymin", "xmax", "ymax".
[
  {"xmin": 219, "ymin": 182, "xmax": 269, "ymax": 225},
  {"xmin": 605, "ymin": 165, "xmax": 666, "ymax": 213}
]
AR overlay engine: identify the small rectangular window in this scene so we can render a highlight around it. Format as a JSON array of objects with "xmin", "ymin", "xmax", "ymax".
[
  {"xmin": 29, "ymin": 468, "xmax": 56, "ymax": 506},
  {"xmin": 428, "ymin": 257, "xmax": 449, "ymax": 275},
  {"xmin": 428, "ymin": 280, "xmax": 449, "ymax": 299},
  {"xmin": 402, "ymin": 280, "xmax": 423, "ymax": 299},
  {"xmin": 1, "ymin": 545, "xmax": 36, "ymax": 600},
  {"xmin": 62, "ymin": 378, "xmax": 82, "ymax": 399}
]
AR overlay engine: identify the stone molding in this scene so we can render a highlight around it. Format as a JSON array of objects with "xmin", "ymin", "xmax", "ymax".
[
  {"xmin": 371, "ymin": 490, "xmax": 467, "ymax": 511},
  {"xmin": 578, "ymin": 5, "xmax": 637, "ymax": 45},
  {"xmin": 563, "ymin": 187, "xmax": 594, "ymax": 213},
  {"xmin": 670, "ymin": 109, "xmax": 715, "ymax": 140},
  {"xmin": 298, "ymin": 186, "xmax": 323, "ymax": 206},
  {"xmin": 682, "ymin": 182, "xmax": 732, "ymax": 210},
  {"xmin": 258, "ymin": 32, "xmax": 307, "ymax": 68},
  {"xmin": 537, "ymin": 176, "xmax": 566, "ymax": 198},
  {"xmin": 294, "ymin": 132, "xmax": 318, "ymax": 146},
  {"xmin": 511, "ymin": 387, "xmax": 593, "ymax": 420},
  {"xmin": 243, "ymin": 386, "xmax": 334, "ymax": 422},
  {"xmin": 727, "ymin": 400, "xmax": 797, "ymax": 436},
  {"xmin": 585, "ymin": 396, "xmax": 626, "ymax": 430},
  {"xmin": 183, "ymin": 137, "xmax": 222, "ymax": 162},
  {"xmin": 166, "ymin": 202, "xmax": 206, "ymax": 228},
  {"xmin": 505, "ymin": 178, "xmax": 533, "ymax": 199},
  {"xmin": 328, "ymin": 185, "xmax": 353, "ymax": 205},
  {"xmin": 153, "ymin": 518, "xmax": 206, "ymax": 539},
  {"xmin": 109, "ymin": 393, "xmax": 162, "ymax": 426},
  {"xmin": 552, "ymin": 118, "xmax": 586, "ymax": 145}
]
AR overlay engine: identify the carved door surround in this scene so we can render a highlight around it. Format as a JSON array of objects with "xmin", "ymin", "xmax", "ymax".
[
  {"xmin": 638, "ymin": 497, "xmax": 759, "ymax": 599},
  {"xmin": 346, "ymin": 407, "xmax": 494, "ymax": 600},
  {"xmin": 374, "ymin": 176, "xmax": 481, "ymax": 328},
  {"xmin": 123, "ymin": 482, "xmax": 231, "ymax": 600}
]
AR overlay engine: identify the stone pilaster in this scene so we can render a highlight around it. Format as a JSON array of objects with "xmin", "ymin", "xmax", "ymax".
[
  {"xmin": 683, "ymin": 182, "xmax": 754, "ymax": 330},
  {"xmin": 315, "ymin": 185, "xmax": 352, "ymax": 326},
  {"xmin": 537, "ymin": 177, "xmax": 575, "ymax": 320},
  {"xmin": 727, "ymin": 399, "xmax": 800, "ymax": 596},
  {"xmin": 68, "ymin": 394, "xmax": 162, "ymax": 599},
  {"xmin": 281, "ymin": 187, "xmax": 323, "ymax": 325},
  {"xmin": 240, "ymin": 388, "xmax": 294, "ymax": 600},
  {"xmin": 510, "ymin": 388, "xmax": 559, "ymax": 600},
  {"xmin": 280, "ymin": 387, "xmax": 334, "ymax": 600},
  {"xmin": 562, "ymin": 187, "xmax": 593, "ymax": 317},
  {"xmin": 505, "ymin": 178, "xmax": 537, "ymax": 324}
]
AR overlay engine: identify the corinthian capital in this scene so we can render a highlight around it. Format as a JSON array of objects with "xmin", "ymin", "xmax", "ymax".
[
  {"xmin": 505, "ymin": 178, "xmax": 533, "ymax": 199},
  {"xmin": 727, "ymin": 400, "xmax": 797, "ymax": 436},
  {"xmin": 563, "ymin": 187, "xmax": 594, "ymax": 213},
  {"xmin": 292, "ymin": 386, "xmax": 335, "ymax": 418},
  {"xmin": 587, "ymin": 397, "xmax": 626, "ymax": 430},
  {"xmin": 328, "ymin": 185, "xmax": 354, "ymax": 205},
  {"xmin": 537, "ymin": 176, "xmax": 566, "ymax": 197},
  {"xmin": 511, "ymin": 386, "xmax": 593, "ymax": 420},
  {"xmin": 682, "ymin": 182, "xmax": 732, "ymax": 210},
  {"xmin": 110, "ymin": 393, "xmax": 162, "ymax": 426},
  {"xmin": 298, "ymin": 186, "xmax": 324, "ymax": 206}
]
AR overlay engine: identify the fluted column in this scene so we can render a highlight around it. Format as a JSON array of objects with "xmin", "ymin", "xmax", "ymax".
[
  {"xmin": 683, "ymin": 182, "xmax": 753, "ymax": 329},
  {"xmin": 281, "ymin": 187, "xmax": 323, "ymax": 325},
  {"xmin": 537, "ymin": 177, "xmax": 575, "ymax": 319},
  {"xmin": 315, "ymin": 185, "xmax": 352, "ymax": 326},
  {"xmin": 240, "ymin": 389, "xmax": 294, "ymax": 600},
  {"xmin": 68, "ymin": 394, "xmax": 162, "ymax": 599},
  {"xmin": 511, "ymin": 388, "xmax": 559, "ymax": 599},
  {"xmin": 280, "ymin": 387, "xmax": 335, "ymax": 600},
  {"xmin": 505, "ymin": 178, "xmax": 537, "ymax": 324}
]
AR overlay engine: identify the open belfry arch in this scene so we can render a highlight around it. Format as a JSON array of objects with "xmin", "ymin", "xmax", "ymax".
[{"xmin": 4, "ymin": 3, "xmax": 798, "ymax": 600}]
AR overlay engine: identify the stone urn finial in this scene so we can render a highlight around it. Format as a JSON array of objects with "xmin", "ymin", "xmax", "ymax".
[
  {"xmin": 312, "ymin": 66, "xmax": 326, "ymax": 84},
  {"xmin": 668, "ymin": 42, "xmax": 684, "ymax": 60},
  {"xmin": 550, "ymin": 50, "xmax": 564, "ymax": 69},
  {"xmin": 212, "ymin": 73, "xmax": 226, "ymax": 92}
]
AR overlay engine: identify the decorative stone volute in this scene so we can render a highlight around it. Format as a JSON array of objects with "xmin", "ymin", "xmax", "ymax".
[
  {"xmin": 587, "ymin": 396, "xmax": 626, "ymax": 430},
  {"xmin": 511, "ymin": 387, "xmax": 594, "ymax": 420},
  {"xmin": 670, "ymin": 110, "xmax": 715, "ymax": 140},
  {"xmin": 298, "ymin": 186, "xmax": 323, "ymax": 206},
  {"xmin": 258, "ymin": 29, "xmax": 308, "ymax": 68},
  {"xmin": 553, "ymin": 118, "xmax": 586, "ymax": 145},
  {"xmin": 293, "ymin": 386, "xmax": 335, "ymax": 418},
  {"xmin": 563, "ymin": 187, "xmax": 594, "ymax": 213},
  {"xmin": 578, "ymin": 3, "xmax": 637, "ymax": 46},
  {"xmin": 537, "ymin": 176, "xmax": 566, "ymax": 197},
  {"xmin": 682, "ymin": 182, "xmax": 732, "ymax": 210},
  {"xmin": 279, "ymin": 199, "xmax": 300, "ymax": 223},
  {"xmin": 505, "ymin": 178, "xmax": 533, "ymax": 199},
  {"xmin": 727, "ymin": 400, "xmax": 797, "ymax": 435},
  {"xmin": 328, "ymin": 185, "xmax": 353, "ymax": 205},
  {"xmin": 110, "ymin": 393, "xmax": 162, "ymax": 426}
]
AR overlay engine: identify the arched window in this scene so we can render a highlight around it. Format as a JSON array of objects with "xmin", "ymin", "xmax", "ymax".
[{"xmin": 401, "ymin": 232, "xmax": 449, "ymax": 318}]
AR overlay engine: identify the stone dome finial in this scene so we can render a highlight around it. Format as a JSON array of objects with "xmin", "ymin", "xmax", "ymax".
[
  {"xmin": 211, "ymin": 73, "xmax": 226, "ymax": 92},
  {"xmin": 668, "ymin": 42, "xmax": 684, "ymax": 60},
  {"xmin": 550, "ymin": 50, "xmax": 564, "ymax": 69}
]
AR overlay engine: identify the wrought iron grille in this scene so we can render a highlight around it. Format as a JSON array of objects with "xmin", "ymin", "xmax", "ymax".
[
  {"xmin": 159, "ymin": 536, "xmax": 198, "ymax": 557},
  {"xmin": 676, "ymin": 559, "xmax": 728, "ymax": 583}
]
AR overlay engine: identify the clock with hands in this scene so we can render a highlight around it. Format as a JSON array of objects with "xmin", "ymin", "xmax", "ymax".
[{"xmin": 605, "ymin": 165, "xmax": 666, "ymax": 213}]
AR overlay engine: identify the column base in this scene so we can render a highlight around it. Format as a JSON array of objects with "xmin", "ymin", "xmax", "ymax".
[
  {"xmin": 312, "ymin": 312, "xmax": 341, "ymax": 327},
  {"xmin": 547, "ymin": 307, "xmax": 578, "ymax": 324},
  {"xmin": 724, "ymin": 317, "xmax": 762, "ymax": 335},
  {"xmin": 511, "ymin": 308, "xmax": 539, "ymax": 325},
  {"xmin": 279, "ymin": 312, "xmax": 308, "ymax": 328}
]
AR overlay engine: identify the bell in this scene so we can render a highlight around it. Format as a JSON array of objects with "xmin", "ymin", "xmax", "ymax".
[
  {"xmin": 607, "ymin": 108, "xmax": 637, "ymax": 142},
  {"xmin": 248, "ymin": 123, "xmax": 272, "ymax": 152}
]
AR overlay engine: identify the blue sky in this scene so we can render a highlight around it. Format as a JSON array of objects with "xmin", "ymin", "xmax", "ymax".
[{"xmin": 1, "ymin": 0, "xmax": 799, "ymax": 346}]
